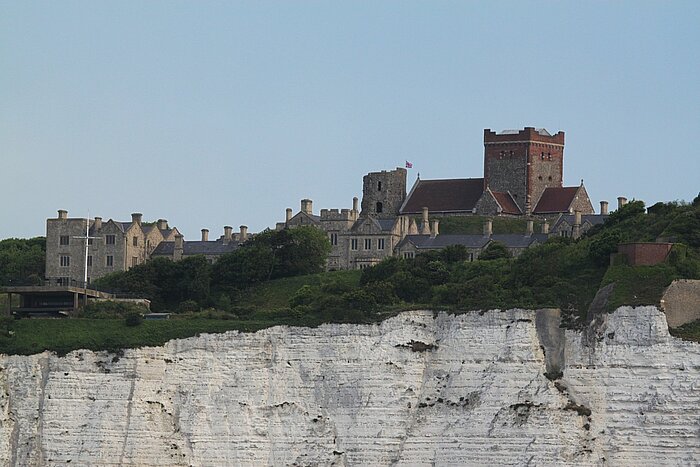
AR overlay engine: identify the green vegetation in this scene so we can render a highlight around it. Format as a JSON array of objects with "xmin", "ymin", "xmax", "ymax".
[
  {"xmin": 0, "ymin": 237, "xmax": 45, "ymax": 285},
  {"xmin": 438, "ymin": 216, "xmax": 543, "ymax": 235},
  {"xmin": 2, "ymin": 196, "xmax": 700, "ymax": 354}
]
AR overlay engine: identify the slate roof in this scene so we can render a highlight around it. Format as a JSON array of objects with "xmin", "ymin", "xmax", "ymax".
[
  {"xmin": 151, "ymin": 240, "xmax": 239, "ymax": 256},
  {"xmin": 533, "ymin": 187, "xmax": 580, "ymax": 214},
  {"xmin": 551, "ymin": 214, "xmax": 608, "ymax": 231},
  {"xmin": 398, "ymin": 234, "xmax": 491, "ymax": 250},
  {"xmin": 400, "ymin": 178, "xmax": 484, "ymax": 214},
  {"xmin": 491, "ymin": 191, "xmax": 521, "ymax": 215},
  {"xmin": 377, "ymin": 219, "xmax": 396, "ymax": 232}
]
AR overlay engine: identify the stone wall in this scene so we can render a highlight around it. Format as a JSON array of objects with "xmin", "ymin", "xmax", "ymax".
[
  {"xmin": 661, "ymin": 279, "xmax": 700, "ymax": 327},
  {"xmin": 45, "ymin": 218, "xmax": 89, "ymax": 284},
  {"xmin": 360, "ymin": 168, "xmax": 407, "ymax": 219}
]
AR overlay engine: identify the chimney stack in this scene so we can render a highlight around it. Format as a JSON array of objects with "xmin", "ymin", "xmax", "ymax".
[
  {"xmin": 526, "ymin": 219, "xmax": 534, "ymax": 237},
  {"xmin": 421, "ymin": 207, "xmax": 431, "ymax": 235},
  {"xmin": 484, "ymin": 218, "xmax": 493, "ymax": 237},
  {"xmin": 573, "ymin": 210, "xmax": 582, "ymax": 239},
  {"xmin": 131, "ymin": 213, "xmax": 143, "ymax": 225},
  {"xmin": 174, "ymin": 234, "xmax": 184, "ymax": 261},
  {"xmin": 201, "ymin": 229, "xmax": 209, "ymax": 242},
  {"xmin": 430, "ymin": 220, "xmax": 439, "ymax": 239},
  {"xmin": 94, "ymin": 217, "xmax": 102, "ymax": 231},
  {"xmin": 285, "ymin": 208, "xmax": 293, "ymax": 223},
  {"xmin": 58, "ymin": 209, "xmax": 68, "ymax": 220},
  {"xmin": 157, "ymin": 219, "xmax": 168, "ymax": 230},
  {"xmin": 352, "ymin": 196, "xmax": 359, "ymax": 212},
  {"xmin": 224, "ymin": 226, "xmax": 233, "ymax": 244},
  {"xmin": 239, "ymin": 225, "xmax": 248, "ymax": 242},
  {"xmin": 542, "ymin": 220, "xmax": 550, "ymax": 235},
  {"xmin": 600, "ymin": 201, "xmax": 609, "ymax": 215},
  {"xmin": 301, "ymin": 199, "xmax": 313, "ymax": 215},
  {"xmin": 617, "ymin": 197, "xmax": 628, "ymax": 210}
]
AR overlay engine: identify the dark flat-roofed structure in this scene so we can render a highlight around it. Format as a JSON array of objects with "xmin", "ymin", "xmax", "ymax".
[{"xmin": 1, "ymin": 285, "xmax": 114, "ymax": 317}]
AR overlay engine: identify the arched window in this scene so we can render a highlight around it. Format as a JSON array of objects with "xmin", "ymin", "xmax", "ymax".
[{"xmin": 376, "ymin": 202, "xmax": 383, "ymax": 213}]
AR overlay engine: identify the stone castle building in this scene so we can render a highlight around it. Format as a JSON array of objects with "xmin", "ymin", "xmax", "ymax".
[
  {"xmin": 279, "ymin": 127, "xmax": 605, "ymax": 270},
  {"xmin": 45, "ymin": 211, "xmax": 248, "ymax": 286}
]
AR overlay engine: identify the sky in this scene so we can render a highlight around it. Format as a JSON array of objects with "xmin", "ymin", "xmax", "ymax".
[{"xmin": 1, "ymin": 1, "xmax": 699, "ymax": 240}]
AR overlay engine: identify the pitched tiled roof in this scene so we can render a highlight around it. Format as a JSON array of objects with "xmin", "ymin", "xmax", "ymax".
[
  {"xmin": 400, "ymin": 178, "xmax": 484, "ymax": 214},
  {"xmin": 533, "ymin": 187, "xmax": 579, "ymax": 214},
  {"xmin": 491, "ymin": 191, "xmax": 521, "ymax": 215}
]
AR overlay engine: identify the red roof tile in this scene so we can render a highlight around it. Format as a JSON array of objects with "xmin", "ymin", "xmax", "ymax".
[
  {"xmin": 400, "ymin": 178, "xmax": 484, "ymax": 214},
  {"xmin": 491, "ymin": 191, "xmax": 521, "ymax": 215},
  {"xmin": 533, "ymin": 187, "xmax": 579, "ymax": 214}
]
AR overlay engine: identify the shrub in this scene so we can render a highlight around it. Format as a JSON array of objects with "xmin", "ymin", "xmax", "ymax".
[{"xmin": 124, "ymin": 311, "xmax": 143, "ymax": 327}]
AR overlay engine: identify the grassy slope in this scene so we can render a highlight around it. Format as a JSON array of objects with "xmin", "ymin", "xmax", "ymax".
[
  {"xmin": 0, "ymin": 270, "xmax": 362, "ymax": 356},
  {"xmin": 439, "ymin": 216, "xmax": 545, "ymax": 235}
]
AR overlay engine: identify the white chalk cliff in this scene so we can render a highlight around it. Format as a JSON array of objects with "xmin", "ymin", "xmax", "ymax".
[{"xmin": 1, "ymin": 306, "xmax": 699, "ymax": 466}]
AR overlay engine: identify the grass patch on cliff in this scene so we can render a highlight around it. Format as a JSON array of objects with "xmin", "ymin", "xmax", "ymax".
[
  {"xmin": 669, "ymin": 319, "xmax": 700, "ymax": 342},
  {"xmin": 601, "ymin": 264, "xmax": 680, "ymax": 311}
]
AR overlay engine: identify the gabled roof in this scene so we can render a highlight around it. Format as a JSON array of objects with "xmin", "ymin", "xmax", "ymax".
[
  {"xmin": 400, "ymin": 178, "xmax": 484, "ymax": 214},
  {"xmin": 533, "ymin": 186, "xmax": 580, "ymax": 214},
  {"xmin": 551, "ymin": 213, "xmax": 608, "ymax": 231},
  {"xmin": 351, "ymin": 216, "xmax": 395, "ymax": 233},
  {"xmin": 491, "ymin": 191, "xmax": 521, "ymax": 215},
  {"xmin": 289, "ymin": 211, "xmax": 321, "ymax": 225}
]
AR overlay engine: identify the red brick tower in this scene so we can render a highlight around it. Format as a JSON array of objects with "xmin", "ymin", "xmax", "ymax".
[{"xmin": 483, "ymin": 127, "xmax": 564, "ymax": 213}]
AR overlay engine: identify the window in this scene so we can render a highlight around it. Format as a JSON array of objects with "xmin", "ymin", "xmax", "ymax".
[
  {"xmin": 376, "ymin": 202, "xmax": 383, "ymax": 213},
  {"xmin": 59, "ymin": 235, "xmax": 69, "ymax": 246},
  {"xmin": 378, "ymin": 238, "xmax": 385, "ymax": 250},
  {"xmin": 133, "ymin": 237, "xmax": 138, "ymax": 246},
  {"xmin": 351, "ymin": 239, "xmax": 358, "ymax": 250},
  {"xmin": 364, "ymin": 238, "xmax": 372, "ymax": 250},
  {"xmin": 541, "ymin": 152, "xmax": 545, "ymax": 160},
  {"xmin": 377, "ymin": 181, "xmax": 382, "ymax": 191},
  {"xmin": 106, "ymin": 235, "xmax": 116, "ymax": 245},
  {"xmin": 88, "ymin": 238, "xmax": 93, "ymax": 245},
  {"xmin": 330, "ymin": 233, "xmax": 338, "ymax": 246},
  {"xmin": 106, "ymin": 255, "xmax": 114, "ymax": 267},
  {"xmin": 87, "ymin": 256, "xmax": 93, "ymax": 267},
  {"xmin": 403, "ymin": 252, "xmax": 414, "ymax": 259},
  {"xmin": 132, "ymin": 256, "xmax": 138, "ymax": 267},
  {"xmin": 58, "ymin": 277, "xmax": 70, "ymax": 286},
  {"xmin": 60, "ymin": 255, "xmax": 70, "ymax": 267},
  {"xmin": 548, "ymin": 176, "xmax": 553, "ymax": 181}
]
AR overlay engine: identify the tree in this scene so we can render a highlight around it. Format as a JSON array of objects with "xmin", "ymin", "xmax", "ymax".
[
  {"xmin": 479, "ymin": 241, "xmax": 511, "ymax": 260},
  {"xmin": 0, "ymin": 237, "xmax": 46, "ymax": 285}
]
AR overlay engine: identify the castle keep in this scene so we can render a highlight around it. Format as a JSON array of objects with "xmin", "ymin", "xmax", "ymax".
[{"xmin": 279, "ymin": 127, "xmax": 602, "ymax": 270}]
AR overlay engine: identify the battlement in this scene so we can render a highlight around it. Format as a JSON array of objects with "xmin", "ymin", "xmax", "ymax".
[
  {"xmin": 320, "ymin": 208, "xmax": 355, "ymax": 221},
  {"xmin": 484, "ymin": 127, "xmax": 564, "ymax": 146}
]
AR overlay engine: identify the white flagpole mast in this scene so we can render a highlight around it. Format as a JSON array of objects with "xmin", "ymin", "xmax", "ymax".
[{"xmin": 73, "ymin": 211, "xmax": 98, "ymax": 289}]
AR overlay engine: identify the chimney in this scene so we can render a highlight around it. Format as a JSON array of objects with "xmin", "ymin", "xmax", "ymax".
[
  {"xmin": 526, "ymin": 219, "xmax": 534, "ymax": 237},
  {"xmin": 131, "ymin": 213, "xmax": 143, "ymax": 225},
  {"xmin": 421, "ymin": 207, "xmax": 431, "ymax": 235},
  {"xmin": 174, "ymin": 234, "xmax": 184, "ymax": 261},
  {"xmin": 57, "ymin": 209, "xmax": 68, "ymax": 220},
  {"xmin": 408, "ymin": 218, "xmax": 418, "ymax": 235},
  {"xmin": 573, "ymin": 210, "xmax": 582, "ymax": 239},
  {"xmin": 239, "ymin": 225, "xmax": 248, "ymax": 242},
  {"xmin": 484, "ymin": 218, "xmax": 493, "ymax": 237},
  {"xmin": 600, "ymin": 201, "xmax": 609, "ymax": 215},
  {"xmin": 430, "ymin": 220, "xmax": 439, "ymax": 239},
  {"xmin": 157, "ymin": 219, "xmax": 168, "ymax": 230},
  {"xmin": 201, "ymin": 229, "xmax": 209, "ymax": 242},
  {"xmin": 94, "ymin": 217, "xmax": 102, "ymax": 231},
  {"xmin": 542, "ymin": 220, "xmax": 550, "ymax": 235},
  {"xmin": 352, "ymin": 196, "xmax": 359, "ymax": 212},
  {"xmin": 224, "ymin": 226, "xmax": 233, "ymax": 244},
  {"xmin": 301, "ymin": 199, "xmax": 313, "ymax": 215},
  {"xmin": 285, "ymin": 208, "xmax": 293, "ymax": 223},
  {"xmin": 617, "ymin": 197, "xmax": 628, "ymax": 210}
]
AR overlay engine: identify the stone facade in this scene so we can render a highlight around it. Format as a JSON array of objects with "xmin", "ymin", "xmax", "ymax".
[
  {"xmin": 483, "ymin": 127, "xmax": 564, "ymax": 213},
  {"xmin": 360, "ymin": 168, "xmax": 407, "ymax": 219},
  {"xmin": 45, "ymin": 211, "xmax": 181, "ymax": 286}
]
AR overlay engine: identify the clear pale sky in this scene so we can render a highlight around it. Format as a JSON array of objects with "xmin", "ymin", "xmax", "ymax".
[{"xmin": 1, "ymin": 1, "xmax": 698, "ymax": 240}]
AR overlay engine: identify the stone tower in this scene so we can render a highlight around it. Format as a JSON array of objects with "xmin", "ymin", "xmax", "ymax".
[
  {"xmin": 360, "ymin": 168, "xmax": 407, "ymax": 219},
  {"xmin": 483, "ymin": 127, "xmax": 564, "ymax": 213}
]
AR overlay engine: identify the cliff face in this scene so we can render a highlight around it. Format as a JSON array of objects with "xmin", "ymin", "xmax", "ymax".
[{"xmin": 1, "ymin": 306, "xmax": 698, "ymax": 466}]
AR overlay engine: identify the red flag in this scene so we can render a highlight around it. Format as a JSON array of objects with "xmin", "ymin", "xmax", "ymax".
[{"xmin": 405, "ymin": 161, "xmax": 413, "ymax": 168}]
